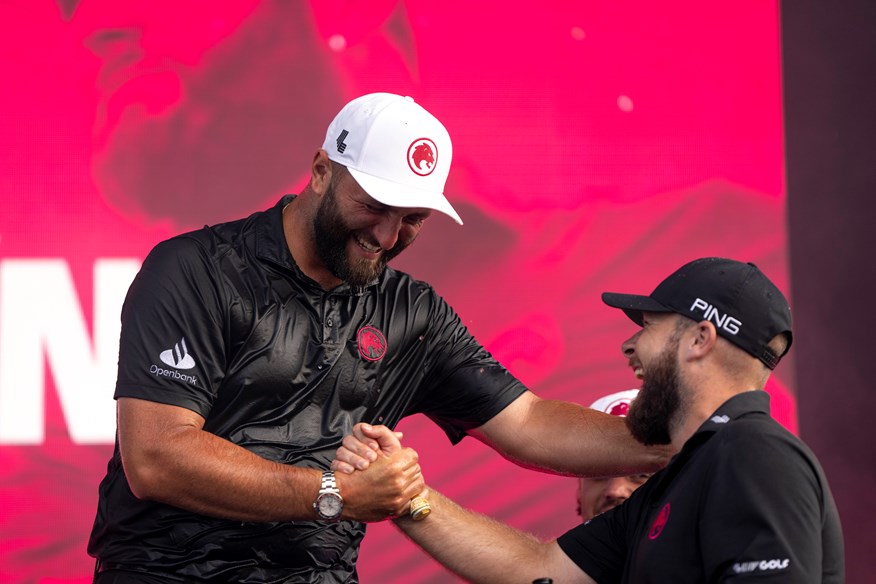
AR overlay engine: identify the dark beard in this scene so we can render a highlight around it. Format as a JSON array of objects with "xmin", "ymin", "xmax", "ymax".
[
  {"xmin": 626, "ymin": 336, "xmax": 684, "ymax": 446},
  {"xmin": 313, "ymin": 186, "xmax": 408, "ymax": 287}
]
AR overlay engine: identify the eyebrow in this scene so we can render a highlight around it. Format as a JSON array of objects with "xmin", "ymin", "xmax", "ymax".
[{"xmin": 355, "ymin": 191, "xmax": 431, "ymax": 219}]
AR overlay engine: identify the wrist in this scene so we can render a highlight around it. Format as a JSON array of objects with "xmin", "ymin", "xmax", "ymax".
[{"xmin": 312, "ymin": 470, "xmax": 344, "ymax": 520}]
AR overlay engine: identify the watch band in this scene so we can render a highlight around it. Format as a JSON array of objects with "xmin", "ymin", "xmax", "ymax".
[
  {"xmin": 320, "ymin": 471, "xmax": 338, "ymax": 492},
  {"xmin": 314, "ymin": 470, "xmax": 344, "ymax": 520}
]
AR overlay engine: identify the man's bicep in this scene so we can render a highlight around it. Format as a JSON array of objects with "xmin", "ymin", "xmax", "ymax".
[
  {"xmin": 117, "ymin": 397, "xmax": 206, "ymax": 469},
  {"xmin": 544, "ymin": 542, "xmax": 600, "ymax": 584},
  {"xmin": 468, "ymin": 390, "xmax": 537, "ymax": 454}
]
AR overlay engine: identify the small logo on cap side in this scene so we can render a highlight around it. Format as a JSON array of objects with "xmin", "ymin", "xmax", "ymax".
[
  {"xmin": 336, "ymin": 129, "xmax": 349, "ymax": 153},
  {"xmin": 407, "ymin": 138, "xmax": 437, "ymax": 176}
]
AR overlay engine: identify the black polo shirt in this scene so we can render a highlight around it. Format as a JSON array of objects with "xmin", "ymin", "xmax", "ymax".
[
  {"xmin": 88, "ymin": 196, "xmax": 527, "ymax": 581},
  {"xmin": 557, "ymin": 391, "xmax": 844, "ymax": 583}
]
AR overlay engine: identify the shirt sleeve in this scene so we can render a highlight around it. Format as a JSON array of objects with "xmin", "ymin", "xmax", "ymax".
[
  {"xmin": 556, "ymin": 488, "xmax": 642, "ymax": 583},
  {"xmin": 114, "ymin": 234, "xmax": 227, "ymax": 418},
  {"xmin": 699, "ymin": 423, "xmax": 833, "ymax": 582},
  {"xmin": 410, "ymin": 289, "xmax": 528, "ymax": 444}
]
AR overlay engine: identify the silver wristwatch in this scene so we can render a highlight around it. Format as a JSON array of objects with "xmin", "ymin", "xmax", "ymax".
[{"xmin": 313, "ymin": 471, "xmax": 344, "ymax": 520}]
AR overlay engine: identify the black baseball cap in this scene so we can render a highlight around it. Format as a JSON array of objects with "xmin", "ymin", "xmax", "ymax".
[{"xmin": 602, "ymin": 257, "xmax": 793, "ymax": 369}]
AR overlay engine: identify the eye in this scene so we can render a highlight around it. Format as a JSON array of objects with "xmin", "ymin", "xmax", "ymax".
[
  {"xmin": 631, "ymin": 473, "xmax": 653, "ymax": 485},
  {"xmin": 404, "ymin": 215, "xmax": 427, "ymax": 227}
]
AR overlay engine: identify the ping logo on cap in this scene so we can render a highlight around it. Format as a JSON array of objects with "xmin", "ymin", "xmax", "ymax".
[
  {"xmin": 407, "ymin": 138, "xmax": 437, "ymax": 176},
  {"xmin": 690, "ymin": 298, "xmax": 742, "ymax": 335}
]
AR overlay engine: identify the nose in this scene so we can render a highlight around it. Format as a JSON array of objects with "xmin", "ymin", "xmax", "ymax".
[
  {"xmin": 621, "ymin": 329, "xmax": 641, "ymax": 358},
  {"xmin": 372, "ymin": 215, "xmax": 403, "ymax": 251},
  {"xmin": 604, "ymin": 477, "xmax": 636, "ymax": 502}
]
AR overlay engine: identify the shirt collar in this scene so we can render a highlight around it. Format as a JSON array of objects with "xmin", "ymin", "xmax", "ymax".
[
  {"xmin": 254, "ymin": 195, "xmax": 372, "ymax": 296},
  {"xmin": 254, "ymin": 195, "xmax": 297, "ymax": 269},
  {"xmin": 691, "ymin": 390, "xmax": 771, "ymax": 438},
  {"xmin": 647, "ymin": 391, "xmax": 772, "ymax": 501}
]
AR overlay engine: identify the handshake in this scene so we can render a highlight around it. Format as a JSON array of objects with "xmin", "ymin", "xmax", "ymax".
[{"xmin": 328, "ymin": 423, "xmax": 431, "ymax": 522}]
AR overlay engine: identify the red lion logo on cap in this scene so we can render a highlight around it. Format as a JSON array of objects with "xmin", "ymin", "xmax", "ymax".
[
  {"xmin": 357, "ymin": 325, "xmax": 387, "ymax": 361},
  {"xmin": 407, "ymin": 138, "xmax": 437, "ymax": 176},
  {"xmin": 608, "ymin": 402, "xmax": 630, "ymax": 416}
]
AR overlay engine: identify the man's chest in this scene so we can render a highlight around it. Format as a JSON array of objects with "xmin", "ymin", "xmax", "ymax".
[
  {"xmin": 623, "ymin": 448, "xmax": 714, "ymax": 582},
  {"xmin": 213, "ymin": 280, "xmax": 435, "ymax": 431}
]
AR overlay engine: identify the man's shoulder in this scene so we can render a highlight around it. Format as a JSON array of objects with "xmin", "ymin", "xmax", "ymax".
[
  {"xmin": 706, "ymin": 414, "xmax": 822, "ymax": 480},
  {"xmin": 152, "ymin": 205, "xmax": 272, "ymax": 260},
  {"xmin": 373, "ymin": 268, "xmax": 463, "ymax": 329},
  {"xmin": 708, "ymin": 413, "xmax": 791, "ymax": 452},
  {"xmin": 720, "ymin": 411, "xmax": 798, "ymax": 445},
  {"xmin": 380, "ymin": 266, "xmax": 439, "ymax": 296}
]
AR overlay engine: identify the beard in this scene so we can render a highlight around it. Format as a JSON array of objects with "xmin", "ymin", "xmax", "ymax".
[
  {"xmin": 313, "ymin": 185, "xmax": 410, "ymax": 287},
  {"xmin": 626, "ymin": 333, "xmax": 687, "ymax": 446}
]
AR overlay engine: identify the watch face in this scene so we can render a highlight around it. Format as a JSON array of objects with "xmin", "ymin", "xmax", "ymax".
[{"xmin": 317, "ymin": 493, "xmax": 343, "ymax": 519}]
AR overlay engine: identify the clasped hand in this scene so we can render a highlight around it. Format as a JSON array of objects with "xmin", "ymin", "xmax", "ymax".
[{"xmin": 331, "ymin": 424, "xmax": 424, "ymax": 522}]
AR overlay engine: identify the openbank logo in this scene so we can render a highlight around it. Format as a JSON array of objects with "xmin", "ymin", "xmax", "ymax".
[{"xmin": 159, "ymin": 337, "xmax": 196, "ymax": 369}]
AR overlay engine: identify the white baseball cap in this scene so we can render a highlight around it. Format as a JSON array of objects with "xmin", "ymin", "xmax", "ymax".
[
  {"xmin": 322, "ymin": 93, "xmax": 462, "ymax": 225},
  {"xmin": 589, "ymin": 389, "xmax": 639, "ymax": 417}
]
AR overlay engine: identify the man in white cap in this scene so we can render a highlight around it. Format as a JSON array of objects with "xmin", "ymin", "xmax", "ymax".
[
  {"xmin": 87, "ymin": 93, "xmax": 667, "ymax": 582},
  {"xmin": 576, "ymin": 390, "xmax": 653, "ymax": 521}
]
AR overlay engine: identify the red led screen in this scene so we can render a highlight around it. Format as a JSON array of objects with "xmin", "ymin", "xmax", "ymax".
[{"xmin": 0, "ymin": 2, "xmax": 789, "ymax": 581}]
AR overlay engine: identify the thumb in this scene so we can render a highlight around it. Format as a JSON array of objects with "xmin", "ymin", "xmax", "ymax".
[{"xmin": 361, "ymin": 424, "xmax": 403, "ymax": 454}]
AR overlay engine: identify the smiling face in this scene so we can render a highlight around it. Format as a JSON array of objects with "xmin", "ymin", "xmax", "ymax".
[{"xmin": 313, "ymin": 169, "xmax": 431, "ymax": 287}]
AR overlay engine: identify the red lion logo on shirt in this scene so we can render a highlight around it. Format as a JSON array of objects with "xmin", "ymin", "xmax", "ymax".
[{"xmin": 357, "ymin": 325, "xmax": 387, "ymax": 361}]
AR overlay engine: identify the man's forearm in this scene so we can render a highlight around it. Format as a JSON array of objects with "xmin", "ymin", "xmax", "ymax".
[
  {"xmin": 394, "ymin": 490, "xmax": 551, "ymax": 584},
  {"xmin": 118, "ymin": 399, "xmax": 422, "ymax": 523},
  {"xmin": 123, "ymin": 421, "xmax": 320, "ymax": 521},
  {"xmin": 394, "ymin": 489, "xmax": 594, "ymax": 584},
  {"xmin": 472, "ymin": 395, "xmax": 672, "ymax": 477}
]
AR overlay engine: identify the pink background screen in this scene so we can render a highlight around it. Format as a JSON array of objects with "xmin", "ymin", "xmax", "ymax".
[{"xmin": 0, "ymin": 1, "xmax": 790, "ymax": 581}]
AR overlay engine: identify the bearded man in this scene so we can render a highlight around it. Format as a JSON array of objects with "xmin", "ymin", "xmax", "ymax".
[
  {"xmin": 87, "ymin": 93, "xmax": 666, "ymax": 582},
  {"xmin": 345, "ymin": 257, "xmax": 844, "ymax": 583}
]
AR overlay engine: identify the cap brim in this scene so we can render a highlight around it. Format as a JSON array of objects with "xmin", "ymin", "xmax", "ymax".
[
  {"xmin": 601, "ymin": 292, "xmax": 673, "ymax": 326},
  {"xmin": 348, "ymin": 167, "xmax": 463, "ymax": 225}
]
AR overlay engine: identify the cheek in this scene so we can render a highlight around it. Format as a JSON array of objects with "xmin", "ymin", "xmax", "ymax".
[
  {"xmin": 636, "ymin": 334, "xmax": 663, "ymax": 365},
  {"xmin": 581, "ymin": 480, "xmax": 608, "ymax": 501},
  {"xmin": 397, "ymin": 224, "xmax": 421, "ymax": 246}
]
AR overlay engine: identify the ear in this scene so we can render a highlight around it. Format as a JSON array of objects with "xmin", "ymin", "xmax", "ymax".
[
  {"xmin": 310, "ymin": 149, "xmax": 333, "ymax": 195},
  {"xmin": 685, "ymin": 321, "xmax": 718, "ymax": 362}
]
